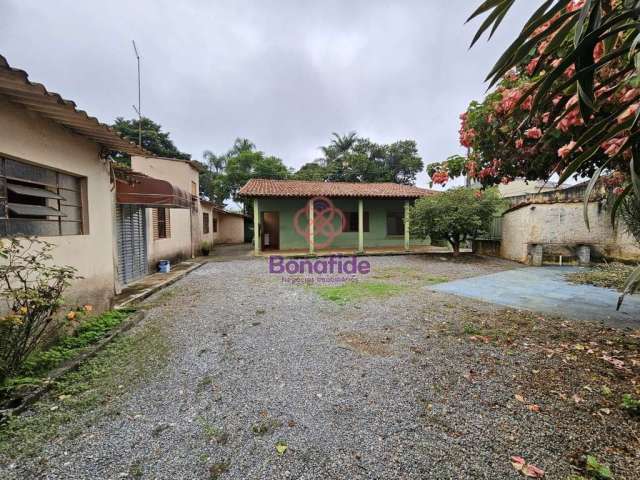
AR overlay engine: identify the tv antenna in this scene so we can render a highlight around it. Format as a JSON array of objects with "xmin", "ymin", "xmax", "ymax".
[{"xmin": 132, "ymin": 40, "xmax": 142, "ymax": 147}]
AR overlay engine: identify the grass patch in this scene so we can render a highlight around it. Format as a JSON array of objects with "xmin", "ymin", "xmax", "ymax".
[
  {"xmin": 0, "ymin": 321, "xmax": 170, "ymax": 461},
  {"xmin": 371, "ymin": 267, "xmax": 448, "ymax": 286},
  {"xmin": 566, "ymin": 262, "xmax": 637, "ymax": 292},
  {"xmin": 313, "ymin": 280, "xmax": 407, "ymax": 305},
  {"xmin": 1, "ymin": 309, "xmax": 136, "ymax": 401}
]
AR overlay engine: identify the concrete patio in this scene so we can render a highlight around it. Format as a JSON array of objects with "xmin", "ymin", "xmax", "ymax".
[{"xmin": 430, "ymin": 266, "xmax": 640, "ymax": 329}]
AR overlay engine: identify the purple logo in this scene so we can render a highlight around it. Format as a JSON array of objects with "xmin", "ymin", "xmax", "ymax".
[
  {"xmin": 269, "ymin": 255, "xmax": 370, "ymax": 275},
  {"xmin": 293, "ymin": 196, "xmax": 346, "ymax": 249}
]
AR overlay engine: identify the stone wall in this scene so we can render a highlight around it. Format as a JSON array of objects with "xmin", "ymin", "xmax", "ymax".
[{"xmin": 501, "ymin": 202, "xmax": 640, "ymax": 263}]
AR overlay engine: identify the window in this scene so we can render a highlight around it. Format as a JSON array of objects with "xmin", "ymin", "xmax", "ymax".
[
  {"xmin": 153, "ymin": 207, "xmax": 170, "ymax": 239},
  {"xmin": 342, "ymin": 212, "xmax": 369, "ymax": 232},
  {"xmin": 212, "ymin": 218, "xmax": 218, "ymax": 233},
  {"xmin": 0, "ymin": 156, "xmax": 85, "ymax": 236},
  {"xmin": 191, "ymin": 181, "xmax": 197, "ymax": 195},
  {"xmin": 203, "ymin": 212, "xmax": 210, "ymax": 234},
  {"xmin": 386, "ymin": 211, "xmax": 404, "ymax": 236}
]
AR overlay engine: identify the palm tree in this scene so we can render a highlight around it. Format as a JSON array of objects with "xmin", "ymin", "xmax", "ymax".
[{"xmin": 202, "ymin": 150, "xmax": 226, "ymax": 173}]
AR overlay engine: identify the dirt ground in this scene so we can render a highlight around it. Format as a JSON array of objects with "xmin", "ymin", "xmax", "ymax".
[{"xmin": 1, "ymin": 252, "xmax": 638, "ymax": 479}]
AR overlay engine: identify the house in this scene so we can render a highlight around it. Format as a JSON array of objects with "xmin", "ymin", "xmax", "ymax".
[
  {"xmin": 200, "ymin": 200, "xmax": 246, "ymax": 245},
  {"xmin": 238, "ymin": 179, "xmax": 434, "ymax": 254},
  {"xmin": 0, "ymin": 54, "xmax": 146, "ymax": 310},
  {"xmin": 127, "ymin": 155, "xmax": 205, "ymax": 273}
]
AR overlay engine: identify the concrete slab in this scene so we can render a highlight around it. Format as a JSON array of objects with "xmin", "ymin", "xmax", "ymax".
[
  {"xmin": 113, "ymin": 261, "xmax": 203, "ymax": 309},
  {"xmin": 430, "ymin": 266, "xmax": 640, "ymax": 329}
]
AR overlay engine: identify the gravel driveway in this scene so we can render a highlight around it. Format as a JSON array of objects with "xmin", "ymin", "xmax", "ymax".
[{"xmin": 3, "ymin": 254, "xmax": 639, "ymax": 479}]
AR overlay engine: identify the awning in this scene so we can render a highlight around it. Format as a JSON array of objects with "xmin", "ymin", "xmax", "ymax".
[{"xmin": 116, "ymin": 174, "xmax": 191, "ymax": 209}]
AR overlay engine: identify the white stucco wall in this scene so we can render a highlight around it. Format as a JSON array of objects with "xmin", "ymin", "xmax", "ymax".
[
  {"xmin": 217, "ymin": 214, "xmax": 245, "ymax": 244},
  {"xmin": 131, "ymin": 156, "xmax": 201, "ymax": 269},
  {"xmin": 0, "ymin": 97, "xmax": 116, "ymax": 310},
  {"xmin": 501, "ymin": 202, "xmax": 640, "ymax": 263}
]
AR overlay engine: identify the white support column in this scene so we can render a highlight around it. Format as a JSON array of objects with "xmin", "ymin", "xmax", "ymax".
[
  {"xmin": 308, "ymin": 199, "xmax": 315, "ymax": 254},
  {"xmin": 253, "ymin": 198, "xmax": 260, "ymax": 255},
  {"xmin": 358, "ymin": 198, "xmax": 364, "ymax": 253},
  {"xmin": 404, "ymin": 200, "xmax": 410, "ymax": 251}
]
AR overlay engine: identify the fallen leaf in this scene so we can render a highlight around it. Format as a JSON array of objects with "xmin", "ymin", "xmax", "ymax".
[
  {"xmin": 515, "ymin": 394, "xmax": 525, "ymax": 403},
  {"xmin": 522, "ymin": 463, "xmax": 545, "ymax": 478},
  {"xmin": 511, "ymin": 456, "xmax": 544, "ymax": 478},
  {"xmin": 275, "ymin": 441, "xmax": 288, "ymax": 456},
  {"xmin": 527, "ymin": 404, "xmax": 541, "ymax": 413},
  {"xmin": 572, "ymin": 394, "xmax": 583, "ymax": 404}
]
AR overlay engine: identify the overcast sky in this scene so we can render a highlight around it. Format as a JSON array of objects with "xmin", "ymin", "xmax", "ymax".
[{"xmin": 2, "ymin": 1, "xmax": 536, "ymax": 188}]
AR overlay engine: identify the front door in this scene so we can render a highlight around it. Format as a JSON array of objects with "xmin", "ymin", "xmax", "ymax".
[{"xmin": 261, "ymin": 211, "xmax": 279, "ymax": 250}]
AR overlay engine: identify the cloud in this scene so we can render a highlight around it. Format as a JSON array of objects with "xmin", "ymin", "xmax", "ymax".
[{"xmin": 1, "ymin": 0, "xmax": 536, "ymax": 186}]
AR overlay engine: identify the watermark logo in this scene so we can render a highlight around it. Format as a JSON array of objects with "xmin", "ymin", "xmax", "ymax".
[
  {"xmin": 269, "ymin": 255, "xmax": 370, "ymax": 285},
  {"xmin": 293, "ymin": 196, "xmax": 346, "ymax": 249}
]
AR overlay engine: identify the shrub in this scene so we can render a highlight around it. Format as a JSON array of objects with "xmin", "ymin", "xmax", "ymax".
[{"xmin": 0, "ymin": 238, "xmax": 79, "ymax": 382}]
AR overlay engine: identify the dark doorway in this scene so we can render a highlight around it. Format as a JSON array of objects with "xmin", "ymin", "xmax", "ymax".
[{"xmin": 261, "ymin": 211, "xmax": 279, "ymax": 250}]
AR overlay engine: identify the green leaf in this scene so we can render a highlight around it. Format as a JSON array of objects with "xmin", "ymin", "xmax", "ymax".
[
  {"xmin": 583, "ymin": 161, "xmax": 608, "ymax": 231},
  {"xmin": 617, "ymin": 264, "xmax": 640, "ymax": 310},
  {"xmin": 610, "ymin": 184, "xmax": 632, "ymax": 226}
]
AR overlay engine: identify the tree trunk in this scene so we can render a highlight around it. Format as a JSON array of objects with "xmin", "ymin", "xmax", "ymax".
[{"xmin": 451, "ymin": 240, "xmax": 460, "ymax": 256}]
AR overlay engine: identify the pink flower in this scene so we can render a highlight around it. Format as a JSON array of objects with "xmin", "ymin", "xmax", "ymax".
[
  {"xmin": 521, "ymin": 96, "xmax": 533, "ymax": 111},
  {"xmin": 621, "ymin": 89, "xmax": 640, "ymax": 103},
  {"xmin": 601, "ymin": 137, "xmax": 628, "ymax": 157},
  {"xmin": 617, "ymin": 103, "xmax": 639, "ymax": 124},
  {"xmin": 500, "ymin": 176, "xmax": 511, "ymax": 185},
  {"xmin": 526, "ymin": 57, "xmax": 540, "ymax": 76},
  {"xmin": 557, "ymin": 141, "xmax": 577, "ymax": 159},
  {"xmin": 567, "ymin": 0, "xmax": 586, "ymax": 13},
  {"xmin": 542, "ymin": 112, "xmax": 551, "ymax": 124},
  {"xmin": 613, "ymin": 187, "xmax": 625, "ymax": 195},
  {"xmin": 565, "ymin": 94, "xmax": 578, "ymax": 110},
  {"xmin": 564, "ymin": 64, "xmax": 576, "ymax": 79},
  {"xmin": 515, "ymin": 138, "xmax": 524, "ymax": 149},
  {"xmin": 558, "ymin": 108, "xmax": 584, "ymax": 132},
  {"xmin": 525, "ymin": 127, "xmax": 542, "ymax": 139},
  {"xmin": 474, "ymin": 190, "xmax": 483, "ymax": 199},
  {"xmin": 496, "ymin": 88, "xmax": 524, "ymax": 114},
  {"xmin": 593, "ymin": 41, "xmax": 604, "ymax": 63}
]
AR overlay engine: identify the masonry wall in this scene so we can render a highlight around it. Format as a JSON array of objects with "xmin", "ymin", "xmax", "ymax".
[
  {"xmin": 217, "ymin": 214, "xmax": 245, "ymax": 244},
  {"xmin": 0, "ymin": 97, "xmax": 116, "ymax": 310},
  {"xmin": 501, "ymin": 202, "xmax": 640, "ymax": 263}
]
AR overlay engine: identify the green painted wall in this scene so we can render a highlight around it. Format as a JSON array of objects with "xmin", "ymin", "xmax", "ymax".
[{"xmin": 256, "ymin": 197, "xmax": 430, "ymax": 251}]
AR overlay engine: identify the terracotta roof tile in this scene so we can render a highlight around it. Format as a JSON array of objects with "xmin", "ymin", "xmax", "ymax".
[
  {"xmin": 0, "ymin": 55, "xmax": 147, "ymax": 155},
  {"xmin": 238, "ymin": 179, "xmax": 435, "ymax": 198}
]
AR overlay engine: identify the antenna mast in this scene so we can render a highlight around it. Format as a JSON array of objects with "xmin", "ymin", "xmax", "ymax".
[{"xmin": 132, "ymin": 40, "xmax": 142, "ymax": 147}]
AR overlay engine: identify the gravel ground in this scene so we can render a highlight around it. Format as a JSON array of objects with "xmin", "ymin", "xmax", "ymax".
[{"xmin": 2, "ymin": 253, "xmax": 639, "ymax": 479}]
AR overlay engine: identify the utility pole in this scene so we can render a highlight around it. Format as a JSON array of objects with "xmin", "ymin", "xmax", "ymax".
[{"xmin": 132, "ymin": 40, "xmax": 142, "ymax": 147}]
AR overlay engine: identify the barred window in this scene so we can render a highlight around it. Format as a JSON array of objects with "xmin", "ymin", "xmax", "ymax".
[
  {"xmin": 203, "ymin": 212, "xmax": 210, "ymax": 234},
  {"xmin": 153, "ymin": 207, "xmax": 171, "ymax": 239},
  {"xmin": 0, "ymin": 156, "xmax": 86, "ymax": 237},
  {"xmin": 212, "ymin": 218, "xmax": 218, "ymax": 233}
]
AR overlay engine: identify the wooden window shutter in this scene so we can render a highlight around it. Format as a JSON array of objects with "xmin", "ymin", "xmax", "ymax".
[
  {"xmin": 152, "ymin": 208, "xmax": 159, "ymax": 239},
  {"xmin": 165, "ymin": 209, "xmax": 171, "ymax": 238}
]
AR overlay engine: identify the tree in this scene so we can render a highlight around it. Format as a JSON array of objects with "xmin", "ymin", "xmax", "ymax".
[
  {"xmin": 410, "ymin": 188, "xmax": 503, "ymax": 255},
  {"xmin": 199, "ymin": 138, "xmax": 290, "ymax": 210},
  {"xmin": 111, "ymin": 117, "xmax": 191, "ymax": 164},
  {"xmin": 298, "ymin": 132, "xmax": 424, "ymax": 184},
  {"xmin": 433, "ymin": 0, "xmax": 640, "ymax": 302},
  {"xmin": 293, "ymin": 162, "xmax": 328, "ymax": 181}
]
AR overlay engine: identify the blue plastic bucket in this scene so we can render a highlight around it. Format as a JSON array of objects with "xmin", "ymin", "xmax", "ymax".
[{"xmin": 158, "ymin": 260, "xmax": 171, "ymax": 273}]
